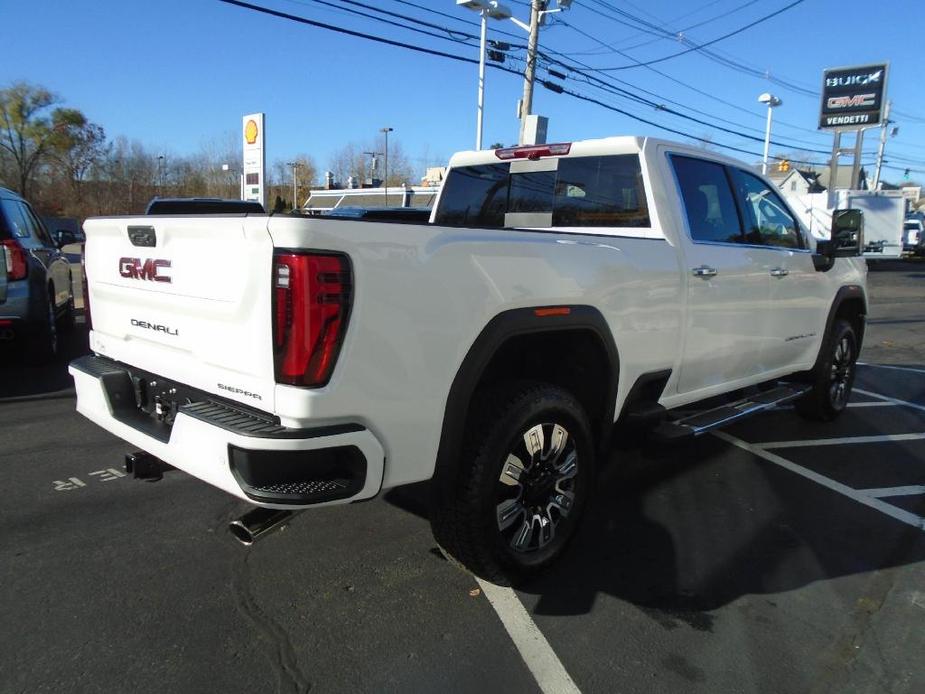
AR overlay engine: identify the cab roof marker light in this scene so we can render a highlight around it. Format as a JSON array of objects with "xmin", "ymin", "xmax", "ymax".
[{"xmin": 495, "ymin": 143, "xmax": 572, "ymax": 160}]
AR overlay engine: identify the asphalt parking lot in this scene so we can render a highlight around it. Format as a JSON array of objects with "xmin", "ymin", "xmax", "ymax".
[{"xmin": 1, "ymin": 261, "xmax": 924, "ymax": 694}]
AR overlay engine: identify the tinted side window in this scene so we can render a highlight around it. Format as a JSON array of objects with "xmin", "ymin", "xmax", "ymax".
[
  {"xmin": 0, "ymin": 199, "xmax": 32, "ymax": 240},
  {"xmin": 22, "ymin": 204, "xmax": 54, "ymax": 247},
  {"xmin": 553, "ymin": 155, "xmax": 649, "ymax": 227},
  {"xmin": 729, "ymin": 169, "xmax": 803, "ymax": 249},
  {"xmin": 671, "ymin": 156, "xmax": 743, "ymax": 244},
  {"xmin": 432, "ymin": 164, "xmax": 509, "ymax": 226}
]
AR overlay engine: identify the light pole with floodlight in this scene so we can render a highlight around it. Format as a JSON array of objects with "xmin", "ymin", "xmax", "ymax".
[
  {"xmin": 457, "ymin": 1, "xmax": 512, "ymax": 150},
  {"xmin": 758, "ymin": 92, "xmax": 782, "ymax": 176}
]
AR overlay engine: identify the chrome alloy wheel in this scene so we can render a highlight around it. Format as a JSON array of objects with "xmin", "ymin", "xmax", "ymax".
[
  {"xmin": 829, "ymin": 333, "xmax": 854, "ymax": 410},
  {"xmin": 495, "ymin": 423, "xmax": 578, "ymax": 553}
]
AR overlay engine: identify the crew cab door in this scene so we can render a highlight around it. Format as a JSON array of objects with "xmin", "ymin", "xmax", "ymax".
[
  {"xmin": 669, "ymin": 154, "xmax": 772, "ymax": 394},
  {"xmin": 727, "ymin": 167, "xmax": 828, "ymax": 370}
]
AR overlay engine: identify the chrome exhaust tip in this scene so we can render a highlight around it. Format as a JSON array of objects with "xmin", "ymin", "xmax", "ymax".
[{"xmin": 229, "ymin": 508, "xmax": 295, "ymax": 546}]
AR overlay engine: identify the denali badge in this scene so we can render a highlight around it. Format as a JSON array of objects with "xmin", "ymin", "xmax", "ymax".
[
  {"xmin": 119, "ymin": 257, "xmax": 172, "ymax": 283},
  {"xmin": 131, "ymin": 319, "xmax": 178, "ymax": 336},
  {"xmin": 217, "ymin": 383, "xmax": 263, "ymax": 400}
]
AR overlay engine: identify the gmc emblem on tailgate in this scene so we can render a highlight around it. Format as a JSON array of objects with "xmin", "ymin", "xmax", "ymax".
[{"xmin": 119, "ymin": 257, "xmax": 172, "ymax": 283}]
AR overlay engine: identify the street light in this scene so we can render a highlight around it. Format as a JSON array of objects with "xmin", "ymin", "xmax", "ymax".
[
  {"xmin": 758, "ymin": 92, "xmax": 782, "ymax": 176},
  {"xmin": 457, "ymin": 1, "xmax": 512, "ymax": 150},
  {"xmin": 381, "ymin": 127, "xmax": 394, "ymax": 206}
]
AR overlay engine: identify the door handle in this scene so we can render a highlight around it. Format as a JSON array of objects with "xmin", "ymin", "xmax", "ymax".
[
  {"xmin": 691, "ymin": 265, "xmax": 718, "ymax": 279},
  {"xmin": 770, "ymin": 268, "xmax": 790, "ymax": 278}
]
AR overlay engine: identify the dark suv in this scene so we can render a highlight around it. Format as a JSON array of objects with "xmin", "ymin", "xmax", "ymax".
[{"xmin": 0, "ymin": 187, "xmax": 79, "ymax": 362}]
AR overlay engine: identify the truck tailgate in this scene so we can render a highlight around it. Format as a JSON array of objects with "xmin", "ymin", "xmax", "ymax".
[{"xmin": 83, "ymin": 216, "xmax": 277, "ymax": 410}]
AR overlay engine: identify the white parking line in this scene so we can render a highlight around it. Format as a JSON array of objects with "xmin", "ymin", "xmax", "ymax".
[
  {"xmin": 475, "ymin": 578, "xmax": 581, "ymax": 694},
  {"xmin": 860, "ymin": 485, "xmax": 925, "ymax": 498},
  {"xmin": 713, "ymin": 431, "xmax": 925, "ymax": 532},
  {"xmin": 847, "ymin": 401, "xmax": 898, "ymax": 408},
  {"xmin": 761, "ymin": 433, "xmax": 925, "ymax": 449},
  {"xmin": 858, "ymin": 362, "xmax": 925, "ymax": 376},
  {"xmin": 854, "ymin": 388, "xmax": 925, "ymax": 415}
]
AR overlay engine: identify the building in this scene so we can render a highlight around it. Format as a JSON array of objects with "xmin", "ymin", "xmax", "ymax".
[{"xmin": 766, "ymin": 163, "xmax": 868, "ymax": 193}]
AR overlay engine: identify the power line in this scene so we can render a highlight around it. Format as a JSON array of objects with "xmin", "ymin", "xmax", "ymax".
[
  {"xmin": 216, "ymin": 0, "xmax": 924, "ymax": 172},
  {"xmin": 295, "ymin": 0, "xmax": 479, "ymax": 46},
  {"xmin": 385, "ymin": 0, "xmax": 528, "ymax": 44},
  {"xmin": 546, "ymin": 24, "xmax": 825, "ymax": 143},
  {"xmin": 588, "ymin": 0, "xmax": 808, "ymax": 71},
  {"xmin": 215, "ymin": 0, "xmax": 520, "ymax": 69},
  {"xmin": 549, "ymin": 16, "xmax": 829, "ymax": 140}
]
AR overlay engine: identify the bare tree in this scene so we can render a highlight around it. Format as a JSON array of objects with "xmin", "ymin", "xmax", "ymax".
[{"xmin": 327, "ymin": 138, "xmax": 416, "ymax": 189}]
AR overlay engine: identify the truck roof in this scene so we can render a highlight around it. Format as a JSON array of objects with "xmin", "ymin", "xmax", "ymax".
[{"xmin": 445, "ymin": 135, "xmax": 757, "ymax": 171}]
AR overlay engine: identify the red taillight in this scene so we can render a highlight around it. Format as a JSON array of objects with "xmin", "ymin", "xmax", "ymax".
[
  {"xmin": 495, "ymin": 142, "xmax": 572, "ymax": 160},
  {"xmin": 80, "ymin": 246, "xmax": 91, "ymax": 330},
  {"xmin": 1, "ymin": 239, "xmax": 28, "ymax": 281},
  {"xmin": 273, "ymin": 252, "xmax": 351, "ymax": 387}
]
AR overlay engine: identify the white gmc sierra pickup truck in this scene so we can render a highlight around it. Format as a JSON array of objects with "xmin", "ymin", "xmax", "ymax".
[{"xmin": 70, "ymin": 137, "xmax": 867, "ymax": 583}]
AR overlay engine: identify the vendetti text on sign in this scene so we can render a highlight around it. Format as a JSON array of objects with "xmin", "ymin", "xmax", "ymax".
[{"xmin": 819, "ymin": 63, "xmax": 888, "ymax": 130}]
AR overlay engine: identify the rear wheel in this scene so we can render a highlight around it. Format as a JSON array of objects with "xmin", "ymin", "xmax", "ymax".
[
  {"xmin": 431, "ymin": 381, "xmax": 595, "ymax": 584},
  {"xmin": 24, "ymin": 291, "xmax": 58, "ymax": 365},
  {"xmin": 795, "ymin": 319, "xmax": 857, "ymax": 421}
]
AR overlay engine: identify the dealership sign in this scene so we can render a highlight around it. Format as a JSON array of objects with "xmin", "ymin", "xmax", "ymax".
[
  {"xmin": 242, "ymin": 113, "xmax": 266, "ymax": 207},
  {"xmin": 819, "ymin": 63, "xmax": 888, "ymax": 130}
]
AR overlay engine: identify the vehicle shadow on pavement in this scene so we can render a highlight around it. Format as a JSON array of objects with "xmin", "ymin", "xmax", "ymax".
[
  {"xmin": 386, "ymin": 434, "xmax": 925, "ymax": 630},
  {"xmin": 0, "ymin": 319, "xmax": 90, "ymax": 400},
  {"xmin": 522, "ymin": 435, "xmax": 925, "ymax": 627}
]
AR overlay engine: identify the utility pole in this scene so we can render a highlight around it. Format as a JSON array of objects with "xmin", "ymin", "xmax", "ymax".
[
  {"xmin": 873, "ymin": 101, "xmax": 893, "ymax": 190},
  {"xmin": 519, "ymin": 0, "xmax": 544, "ymax": 145},
  {"xmin": 286, "ymin": 161, "xmax": 300, "ymax": 210},
  {"xmin": 381, "ymin": 127, "xmax": 393, "ymax": 206}
]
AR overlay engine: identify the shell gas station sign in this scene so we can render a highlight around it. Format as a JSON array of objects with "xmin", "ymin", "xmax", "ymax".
[{"xmin": 242, "ymin": 113, "xmax": 266, "ymax": 208}]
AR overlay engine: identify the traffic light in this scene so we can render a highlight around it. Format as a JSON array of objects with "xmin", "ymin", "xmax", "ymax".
[{"xmin": 777, "ymin": 160, "xmax": 790, "ymax": 172}]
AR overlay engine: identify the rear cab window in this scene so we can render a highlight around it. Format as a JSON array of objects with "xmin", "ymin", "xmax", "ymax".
[{"xmin": 433, "ymin": 154, "xmax": 650, "ymax": 231}]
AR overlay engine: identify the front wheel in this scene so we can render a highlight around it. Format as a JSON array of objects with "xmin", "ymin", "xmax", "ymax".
[
  {"xmin": 431, "ymin": 382, "xmax": 595, "ymax": 584},
  {"xmin": 795, "ymin": 319, "xmax": 858, "ymax": 421}
]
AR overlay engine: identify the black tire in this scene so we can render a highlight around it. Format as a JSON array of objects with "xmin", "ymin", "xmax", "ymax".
[
  {"xmin": 57, "ymin": 288, "xmax": 76, "ymax": 334},
  {"xmin": 795, "ymin": 319, "xmax": 857, "ymax": 421},
  {"xmin": 431, "ymin": 381, "xmax": 595, "ymax": 585},
  {"xmin": 24, "ymin": 290, "xmax": 59, "ymax": 365}
]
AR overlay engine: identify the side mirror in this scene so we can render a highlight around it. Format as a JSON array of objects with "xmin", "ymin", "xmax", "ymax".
[
  {"xmin": 813, "ymin": 209, "xmax": 863, "ymax": 270},
  {"xmin": 830, "ymin": 209, "xmax": 863, "ymax": 257}
]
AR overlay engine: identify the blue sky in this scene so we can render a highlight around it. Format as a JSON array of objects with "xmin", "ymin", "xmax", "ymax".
[{"xmin": 2, "ymin": 0, "xmax": 924, "ymax": 183}]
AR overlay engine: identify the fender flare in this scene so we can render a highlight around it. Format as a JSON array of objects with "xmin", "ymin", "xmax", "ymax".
[
  {"xmin": 431, "ymin": 305, "xmax": 620, "ymax": 492},
  {"xmin": 813, "ymin": 284, "xmax": 867, "ymax": 370}
]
